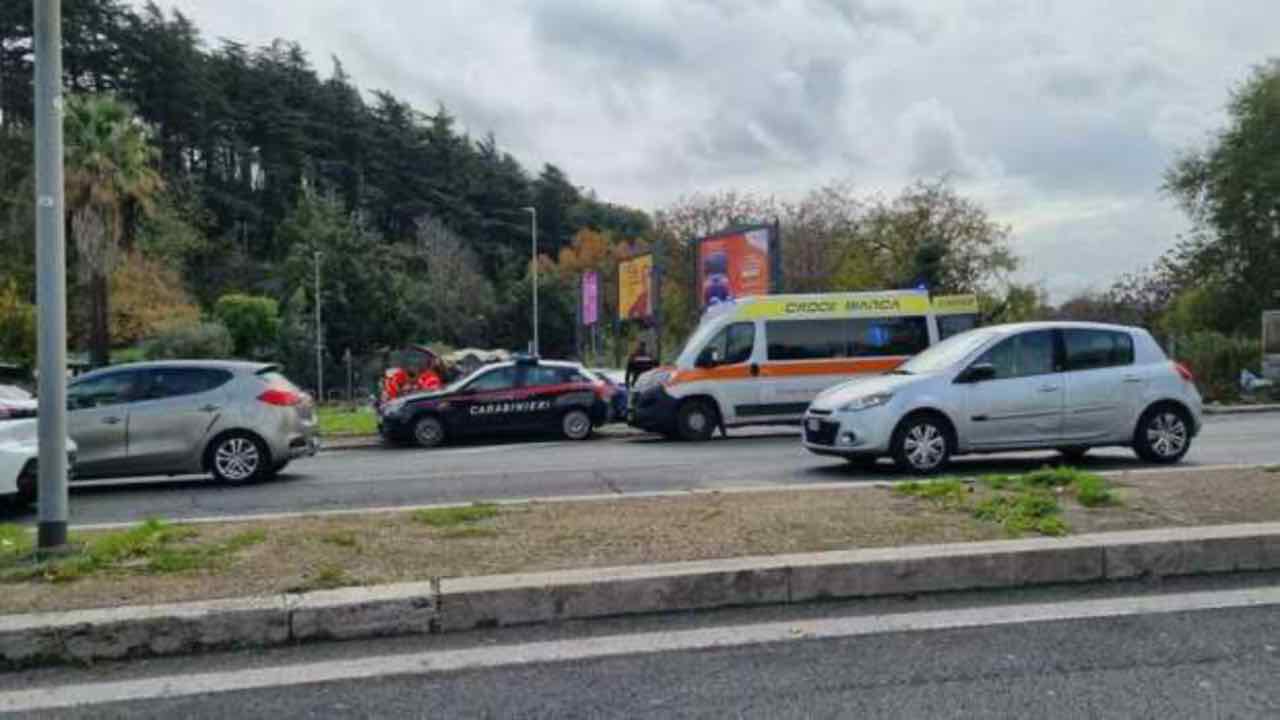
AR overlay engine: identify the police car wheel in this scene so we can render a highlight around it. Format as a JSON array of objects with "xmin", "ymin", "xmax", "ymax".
[
  {"xmin": 561, "ymin": 409, "xmax": 593, "ymax": 441},
  {"xmin": 412, "ymin": 415, "xmax": 446, "ymax": 449},
  {"xmin": 677, "ymin": 400, "xmax": 716, "ymax": 442}
]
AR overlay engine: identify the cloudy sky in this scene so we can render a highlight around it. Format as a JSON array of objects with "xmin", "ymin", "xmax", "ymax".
[{"xmin": 149, "ymin": 0, "xmax": 1278, "ymax": 299}]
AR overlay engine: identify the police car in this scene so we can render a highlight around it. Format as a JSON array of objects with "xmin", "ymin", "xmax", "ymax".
[{"xmin": 377, "ymin": 357, "xmax": 615, "ymax": 448}]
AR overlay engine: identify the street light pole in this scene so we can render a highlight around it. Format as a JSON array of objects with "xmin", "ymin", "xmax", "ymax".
[
  {"xmin": 314, "ymin": 250, "xmax": 323, "ymax": 403},
  {"xmin": 523, "ymin": 206, "xmax": 539, "ymax": 356},
  {"xmin": 34, "ymin": 0, "xmax": 69, "ymax": 550}
]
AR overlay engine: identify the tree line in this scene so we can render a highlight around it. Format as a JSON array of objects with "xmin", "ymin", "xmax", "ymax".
[{"xmin": 0, "ymin": 0, "xmax": 649, "ymax": 383}]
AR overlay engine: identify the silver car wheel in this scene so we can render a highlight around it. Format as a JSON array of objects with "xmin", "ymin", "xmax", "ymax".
[
  {"xmin": 215, "ymin": 437, "xmax": 260, "ymax": 482},
  {"xmin": 563, "ymin": 409, "xmax": 592, "ymax": 440},
  {"xmin": 903, "ymin": 423, "xmax": 946, "ymax": 470},
  {"xmin": 1147, "ymin": 412, "xmax": 1188, "ymax": 458}
]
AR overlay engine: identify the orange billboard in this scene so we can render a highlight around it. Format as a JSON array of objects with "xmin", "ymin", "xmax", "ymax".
[
  {"xmin": 618, "ymin": 254, "xmax": 653, "ymax": 320},
  {"xmin": 697, "ymin": 225, "xmax": 773, "ymax": 308}
]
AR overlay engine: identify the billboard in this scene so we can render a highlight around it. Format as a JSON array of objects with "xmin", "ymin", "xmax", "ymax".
[
  {"xmin": 618, "ymin": 254, "xmax": 653, "ymax": 320},
  {"xmin": 697, "ymin": 224, "xmax": 775, "ymax": 308},
  {"xmin": 581, "ymin": 271, "xmax": 599, "ymax": 326}
]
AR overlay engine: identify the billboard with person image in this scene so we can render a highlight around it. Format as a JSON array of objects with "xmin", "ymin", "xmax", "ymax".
[{"xmin": 695, "ymin": 223, "xmax": 779, "ymax": 309}]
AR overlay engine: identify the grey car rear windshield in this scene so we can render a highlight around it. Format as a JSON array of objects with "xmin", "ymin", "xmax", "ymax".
[{"xmin": 898, "ymin": 328, "xmax": 999, "ymax": 374}]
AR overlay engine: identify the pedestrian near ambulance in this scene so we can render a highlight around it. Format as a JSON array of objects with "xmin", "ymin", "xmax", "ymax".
[{"xmin": 626, "ymin": 341, "xmax": 656, "ymax": 388}]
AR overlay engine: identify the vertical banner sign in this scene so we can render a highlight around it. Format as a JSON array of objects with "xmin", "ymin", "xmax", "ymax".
[
  {"xmin": 618, "ymin": 254, "xmax": 653, "ymax": 320},
  {"xmin": 696, "ymin": 224, "xmax": 773, "ymax": 309},
  {"xmin": 582, "ymin": 271, "xmax": 599, "ymax": 326}
]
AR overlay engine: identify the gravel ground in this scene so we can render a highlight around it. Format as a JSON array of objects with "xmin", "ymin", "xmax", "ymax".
[{"xmin": 2, "ymin": 467, "xmax": 1277, "ymax": 615}]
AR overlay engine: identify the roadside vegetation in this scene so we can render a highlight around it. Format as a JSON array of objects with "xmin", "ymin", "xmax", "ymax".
[
  {"xmin": 2, "ymin": 466, "xmax": 1278, "ymax": 616},
  {"xmin": 897, "ymin": 466, "xmax": 1117, "ymax": 537},
  {"xmin": 0, "ymin": 519, "xmax": 266, "ymax": 584},
  {"xmin": 317, "ymin": 405, "xmax": 379, "ymax": 436}
]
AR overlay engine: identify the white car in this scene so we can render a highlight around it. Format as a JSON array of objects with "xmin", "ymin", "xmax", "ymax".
[
  {"xmin": 803, "ymin": 322, "xmax": 1204, "ymax": 474},
  {"xmin": 1, "ymin": 419, "xmax": 77, "ymax": 507}
]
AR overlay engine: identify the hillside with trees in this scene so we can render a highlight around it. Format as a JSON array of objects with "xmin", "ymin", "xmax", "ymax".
[{"xmin": 0, "ymin": 0, "xmax": 650, "ymax": 386}]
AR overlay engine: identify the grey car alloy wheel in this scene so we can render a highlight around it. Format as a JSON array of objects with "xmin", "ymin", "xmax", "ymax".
[
  {"xmin": 1147, "ymin": 411, "xmax": 1188, "ymax": 459},
  {"xmin": 214, "ymin": 436, "xmax": 261, "ymax": 483}
]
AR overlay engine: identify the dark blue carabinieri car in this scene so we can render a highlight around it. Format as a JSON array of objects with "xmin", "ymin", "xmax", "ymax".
[{"xmin": 377, "ymin": 357, "xmax": 615, "ymax": 448}]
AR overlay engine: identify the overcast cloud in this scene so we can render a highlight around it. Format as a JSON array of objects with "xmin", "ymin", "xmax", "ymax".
[{"xmin": 146, "ymin": 0, "xmax": 1280, "ymax": 299}]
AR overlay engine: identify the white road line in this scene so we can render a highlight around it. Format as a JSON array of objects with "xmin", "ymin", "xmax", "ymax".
[
  {"xmin": 59, "ymin": 461, "xmax": 1277, "ymax": 531},
  {"xmin": 5, "ymin": 585, "xmax": 1280, "ymax": 714}
]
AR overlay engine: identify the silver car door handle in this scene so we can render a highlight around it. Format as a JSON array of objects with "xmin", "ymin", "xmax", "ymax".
[
  {"xmin": 1038, "ymin": 385, "xmax": 1060, "ymax": 393},
  {"xmin": 200, "ymin": 404, "xmax": 221, "ymax": 413},
  {"xmin": 1123, "ymin": 376, "xmax": 1144, "ymax": 383},
  {"xmin": 102, "ymin": 416, "xmax": 122, "ymax": 425}
]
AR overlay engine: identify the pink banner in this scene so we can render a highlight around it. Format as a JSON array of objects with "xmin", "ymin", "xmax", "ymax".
[{"xmin": 582, "ymin": 271, "xmax": 599, "ymax": 325}]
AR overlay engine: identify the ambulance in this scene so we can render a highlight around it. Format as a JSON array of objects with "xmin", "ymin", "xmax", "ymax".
[{"xmin": 628, "ymin": 290, "xmax": 979, "ymax": 440}]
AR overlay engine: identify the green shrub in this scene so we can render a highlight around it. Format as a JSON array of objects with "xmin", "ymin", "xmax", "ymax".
[
  {"xmin": 1074, "ymin": 475, "xmax": 1115, "ymax": 507},
  {"xmin": 143, "ymin": 321, "xmax": 234, "ymax": 360},
  {"xmin": 1169, "ymin": 331, "xmax": 1261, "ymax": 403},
  {"xmin": 213, "ymin": 294, "xmax": 281, "ymax": 358}
]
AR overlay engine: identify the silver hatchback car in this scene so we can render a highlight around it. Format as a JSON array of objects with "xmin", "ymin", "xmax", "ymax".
[
  {"xmin": 803, "ymin": 322, "xmax": 1204, "ymax": 474},
  {"xmin": 67, "ymin": 361, "xmax": 318, "ymax": 484}
]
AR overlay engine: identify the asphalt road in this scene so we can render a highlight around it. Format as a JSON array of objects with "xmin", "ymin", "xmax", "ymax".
[
  {"xmin": 8, "ymin": 572, "xmax": 1280, "ymax": 718},
  {"xmin": 9, "ymin": 413, "xmax": 1280, "ymax": 526}
]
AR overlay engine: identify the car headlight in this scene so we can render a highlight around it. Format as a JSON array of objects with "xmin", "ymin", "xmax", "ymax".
[
  {"xmin": 635, "ymin": 369, "xmax": 672, "ymax": 391},
  {"xmin": 382, "ymin": 399, "xmax": 407, "ymax": 416},
  {"xmin": 840, "ymin": 393, "xmax": 893, "ymax": 412}
]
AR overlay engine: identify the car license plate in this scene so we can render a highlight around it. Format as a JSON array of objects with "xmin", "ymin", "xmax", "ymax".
[{"xmin": 806, "ymin": 418, "xmax": 820, "ymax": 431}]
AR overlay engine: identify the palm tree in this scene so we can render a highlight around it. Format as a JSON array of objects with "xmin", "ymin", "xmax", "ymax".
[{"xmin": 63, "ymin": 94, "xmax": 164, "ymax": 366}]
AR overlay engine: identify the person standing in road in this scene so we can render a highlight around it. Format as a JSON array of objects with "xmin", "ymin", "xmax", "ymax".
[{"xmin": 626, "ymin": 341, "xmax": 656, "ymax": 387}]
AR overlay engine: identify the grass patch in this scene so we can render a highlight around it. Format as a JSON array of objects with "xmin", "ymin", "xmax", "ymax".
[
  {"xmin": 898, "ymin": 467, "xmax": 1117, "ymax": 537},
  {"xmin": 1074, "ymin": 474, "xmax": 1116, "ymax": 507},
  {"xmin": 972, "ymin": 491, "xmax": 1067, "ymax": 536},
  {"xmin": 0, "ymin": 524, "xmax": 30, "ymax": 560},
  {"xmin": 894, "ymin": 479, "xmax": 969, "ymax": 507},
  {"xmin": 0, "ymin": 519, "xmax": 266, "ymax": 584},
  {"xmin": 413, "ymin": 503, "xmax": 500, "ymax": 528},
  {"xmin": 320, "ymin": 530, "xmax": 360, "ymax": 548},
  {"xmin": 288, "ymin": 564, "xmax": 359, "ymax": 593},
  {"xmin": 438, "ymin": 526, "xmax": 501, "ymax": 540},
  {"xmin": 317, "ymin": 406, "xmax": 378, "ymax": 436},
  {"xmin": 1265, "ymin": 465, "xmax": 1280, "ymax": 474}
]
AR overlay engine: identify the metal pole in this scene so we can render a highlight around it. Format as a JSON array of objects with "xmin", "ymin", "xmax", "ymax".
[
  {"xmin": 34, "ymin": 0, "xmax": 69, "ymax": 550},
  {"xmin": 524, "ymin": 206, "xmax": 539, "ymax": 356},
  {"xmin": 314, "ymin": 251, "xmax": 323, "ymax": 402}
]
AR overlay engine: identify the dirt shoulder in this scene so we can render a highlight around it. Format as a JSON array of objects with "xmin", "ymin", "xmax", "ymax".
[{"xmin": 1, "ymin": 466, "xmax": 1277, "ymax": 616}]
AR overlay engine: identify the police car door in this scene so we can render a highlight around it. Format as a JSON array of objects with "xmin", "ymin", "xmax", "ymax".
[{"xmin": 458, "ymin": 365, "xmax": 523, "ymax": 434}]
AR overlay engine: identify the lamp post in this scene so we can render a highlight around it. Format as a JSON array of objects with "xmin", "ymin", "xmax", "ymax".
[
  {"xmin": 34, "ymin": 0, "xmax": 69, "ymax": 550},
  {"xmin": 522, "ymin": 206, "xmax": 539, "ymax": 356},
  {"xmin": 314, "ymin": 250, "xmax": 323, "ymax": 403}
]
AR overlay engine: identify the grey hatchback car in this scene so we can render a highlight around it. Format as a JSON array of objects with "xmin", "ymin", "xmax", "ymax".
[{"xmin": 66, "ymin": 361, "xmax": 318, "ymax": 484}]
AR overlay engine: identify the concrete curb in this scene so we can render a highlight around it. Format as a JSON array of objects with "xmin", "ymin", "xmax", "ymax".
[
  {"xmin": 5, "ymin": 522, "xmax": 1280, "ymax": 669},
  {"xmin": 1203, "ymin": 403, "xmax": 1280, "ymax": 415}
]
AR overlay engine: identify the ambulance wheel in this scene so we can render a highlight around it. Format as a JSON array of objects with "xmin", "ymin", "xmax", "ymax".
[
  {"xmin": 561, "ymin": 408, "xmax": 593, "ymax": 441},
  {"xmin": 412, "ymin": 415, "xmax": 446, "ymax": 449},
  {"xmin": 677, "ymin": 399, "xmax": 717, "ymax": 442}
]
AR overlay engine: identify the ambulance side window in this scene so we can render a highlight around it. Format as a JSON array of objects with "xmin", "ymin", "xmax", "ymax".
[{"xmin": 698, "ymin": 323, "xmax": 755, "ymax": 367}]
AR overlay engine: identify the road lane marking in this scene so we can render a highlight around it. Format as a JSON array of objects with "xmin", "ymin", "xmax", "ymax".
[
  {"xmin": 6, "ymin": 585, "xmax": 1280, "ymax": 713},
  {"xmin": 59, "ymin": 461, "xmax": 1280, "ymax": 531}
]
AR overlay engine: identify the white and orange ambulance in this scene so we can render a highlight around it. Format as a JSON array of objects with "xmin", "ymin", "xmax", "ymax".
[{"xmin": 628, "ymin": 290, "xmax": 979, "ymax": 440}]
